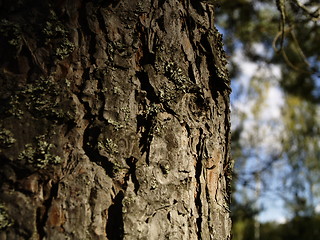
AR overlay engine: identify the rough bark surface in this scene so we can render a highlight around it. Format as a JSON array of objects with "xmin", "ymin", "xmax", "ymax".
[{"xmin": 0, "ymin": 0, "xmax": 232, "ymax": 239}]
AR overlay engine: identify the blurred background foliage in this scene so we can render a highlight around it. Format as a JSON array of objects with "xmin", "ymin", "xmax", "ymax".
[{"xmin": 215, "ymin": 0, "xmax": 320, "ymax": 239}]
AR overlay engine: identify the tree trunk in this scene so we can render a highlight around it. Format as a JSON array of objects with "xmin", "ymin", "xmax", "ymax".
[{"xmin": 0, "ymin": 0, "xmax": 232, "ymax": 239}]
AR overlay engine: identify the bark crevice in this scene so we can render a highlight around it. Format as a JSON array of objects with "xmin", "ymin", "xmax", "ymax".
[
  {"xmin": 38, "ymin": 181, "xmax": 59, "ymax": 239},
  {"xmin": 195, "ymin": 128, "xmax": 205, "ymax": 239},
  {"xmin": 106, "ymin": 191, "xmax": 124, "ymax": 240},
  {"xmin": 83, "ymin": 124, "xmax": 115, "ymax": 177},
  {"xmin": 125, "ymin": 157, "xmax": 140, "ymax": 194}
]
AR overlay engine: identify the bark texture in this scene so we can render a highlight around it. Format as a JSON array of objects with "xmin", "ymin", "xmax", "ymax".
[{"xmin": 0, "ymin": 0, "xmax": 232, "ymax": 239}]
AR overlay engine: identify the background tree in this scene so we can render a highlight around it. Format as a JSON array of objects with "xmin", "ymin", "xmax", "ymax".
[
  {"xmin": 0, "ymin": 0, "xmax": 232, "ymax": 239},
  {"xmin": 216, "ymin": 0, "xmax": 320, "ymax": 239}
]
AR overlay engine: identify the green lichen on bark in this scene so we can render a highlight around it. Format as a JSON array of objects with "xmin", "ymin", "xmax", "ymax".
[
  {"xmin": 0, "ymin": 204, "xmax": 13, "ymax": 230},
  {"xmin": 98, "ymin": 138, "xmax": 119, "ymax": 155},
  {"xmin": 143, "ymin": 103, "xmax": 161, "ymax": 118},
  {"xmin": 0, "ymin": 128, "xmax": 16, "ymax": 150},
  {"xmin": 0, "ymin": 19, "xmax": 22, "ymax": 48},
  {"xmin": 55, "ymin": 40, "xmax": 75, "ymax": 60},
  {"xmin": 164, "ymin": 62, "xmax": 190, "ymax": 92},
  {"xmin": 18, "ymin": 135, "xmax": 61, "ymax": 169},
  {"xmin": 138, "ymin": 103, "xmax": 162, "ymax": 139},
  {"xmin": 7, "ymin": 76, "xmax": 75, "ymax": 122},
  {"xmin": 106, "ymin": 119, "xmax": 124, "ymax": 131},
  {"xmin": 7, "ymin": 95, "xmax": 24, "ymax": 118},
  {"xmin": 23, "ymin": 77, "xmax": 62, "ymax": 118},
  {"xmin": 160, "ymin": 62, "xmax": 200, "ymax": 103},
  {"xmin": 42, "ymin": 9, "xmax": 75, "ymax": 60}
]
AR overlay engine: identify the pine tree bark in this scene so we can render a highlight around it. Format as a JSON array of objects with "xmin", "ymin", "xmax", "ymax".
[{"xmin": 0, "ymin": 0, "xmax": 232, "ymax": 239}]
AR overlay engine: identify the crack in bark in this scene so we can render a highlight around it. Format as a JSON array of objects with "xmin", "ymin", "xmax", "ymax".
[
  {"xmin": 222, "ymin": 93, "xmax": 232, "ymax": 203},
  {"xmin": 82, "ymin": 124, "xmax": 115, "ymax": 177},
  {"xmin": 106, "ymin": 191, "xmax": 124, "ymax": 240},
  {"xmin": 195, "ymin": 128, "xmax": 205, "ymax": 239},
  {"xmin": 205, "ymin": 181, "xmax": 214, "ymax": 238},
  {"xmin": 125, "ymin": 157, "xmax": 140, "ymax": 194},
  {"xmin": 36, "ymin": 207, "xmax": 45, "ymax": 239},
  {"xmin": 137, "ymin": 114, "xmax": 156, "ymax": 166},
  {"xmin": 37, "ymin": 181, "xmax": 59, "ymax": 239},
  {"xmin": 136, "ymin": 71, "xmax": 158, "ymax": 165},
  {"xmin": 94, "ymin": 71, "xmax": 108, "ymax": 123},
  {"xmin": 136, "ymin": 70, "xmax": 159, "ymax": 103},
  {"xmin": 84, "ymin": 4, "xmax": 99, "ymax": 65}
]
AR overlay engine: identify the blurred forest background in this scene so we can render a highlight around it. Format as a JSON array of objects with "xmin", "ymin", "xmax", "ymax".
[{"xmin": 216, "ymin": 0, "xmax": 320, "ymax": 239}]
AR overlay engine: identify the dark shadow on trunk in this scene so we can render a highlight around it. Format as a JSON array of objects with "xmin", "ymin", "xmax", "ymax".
[{"xmin": 106, "ymin": 191, "xmax": 124, "ymax": 240}]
